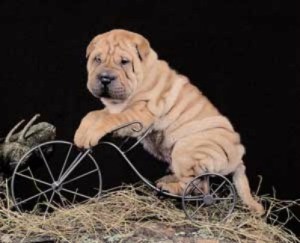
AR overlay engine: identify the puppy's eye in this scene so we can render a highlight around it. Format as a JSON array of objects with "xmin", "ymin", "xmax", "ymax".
[
  {"xmin": 94, "ymin": 55, "xmax": 101, "ymax": 64},
  {"xmin": 121, "ymin": 58, "xmax": 130, "ymax": 65}
]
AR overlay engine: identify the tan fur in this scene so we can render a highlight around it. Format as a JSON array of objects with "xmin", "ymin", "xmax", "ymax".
[{"xmin": 74, "ymin": 29, "xmax": 264, "ymax": 215}]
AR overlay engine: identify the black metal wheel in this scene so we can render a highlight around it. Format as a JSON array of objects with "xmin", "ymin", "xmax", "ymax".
[
  {"xmin": 11, "ymin": 140, "xmax": 102, "ymax": 215},
  {"xmin": 182, "ymin": 173, "xmax": 236, "ymax": 222}
]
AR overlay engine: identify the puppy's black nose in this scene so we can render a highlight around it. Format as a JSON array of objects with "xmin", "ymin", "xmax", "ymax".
[{"xmin": 98, "ymin": 72, "xmax": 116, "ymax": 85}]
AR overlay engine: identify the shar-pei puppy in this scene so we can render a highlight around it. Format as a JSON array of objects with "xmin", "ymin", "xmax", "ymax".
[{"xmin": 74, "ymin": 29, "xmax": 264, "ymax": 214}]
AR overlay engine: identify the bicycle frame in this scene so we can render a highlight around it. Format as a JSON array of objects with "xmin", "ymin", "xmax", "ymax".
[{"xmin": 62, "ymin": 121, "xmax": 182, "ymax": 199}]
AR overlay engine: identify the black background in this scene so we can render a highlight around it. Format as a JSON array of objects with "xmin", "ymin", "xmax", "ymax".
[{"xmin": 0, "ymin": 0, "xmax": 298, "ymax": 234}]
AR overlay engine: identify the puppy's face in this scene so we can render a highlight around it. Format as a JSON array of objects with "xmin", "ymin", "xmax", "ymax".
[{"xmin": 86, "ymin": 29, "xmax": 150, "ymax": 101}]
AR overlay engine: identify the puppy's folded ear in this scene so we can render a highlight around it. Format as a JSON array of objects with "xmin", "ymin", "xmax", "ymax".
[
  {"xmin": 133, "ymin": 34, "xmax": 150, "ymax": 61},
  {"xmin": 86, "ymin": 34, "xmax": 103, "ymax": 58}
]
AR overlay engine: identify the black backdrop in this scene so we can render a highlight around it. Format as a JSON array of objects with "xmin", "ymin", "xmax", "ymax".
[{"xmin": 0, "ymin": 0, "xmax": 298, "ymax": 234}]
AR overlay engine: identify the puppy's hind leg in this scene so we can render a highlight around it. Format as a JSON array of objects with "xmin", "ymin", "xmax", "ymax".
[
  {"xmin": 232, "ymin": 164, "xmax": 264, "ymax": 215},
  {"xmin": 156, "ymin": 174, "xmax": 179, "ymax": 184},
  {"xmin": 156, "ymin": 143, "xmax": 201, "ymax": 195}
]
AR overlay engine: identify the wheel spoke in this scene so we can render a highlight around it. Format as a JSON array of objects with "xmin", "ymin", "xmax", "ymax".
[
  {"xmin": 214, "ymin": 197, "xmax": 234, "ymax": 200},
  {"xmin": 44, "ymin": 190, "xmax": 55, "ymax": 216},
  {"xmin": 27, "ymin": 167, "xmax": 50, "ymax": 202},
  {"xmin": 38, "ymin": 147, "xmax": 55, "ymax": 182},
  {"xmin": 183, "ymin": 195, "xmax": 204, "ymax": 201},
  {"xmin": 189, "ymin": 202, "xmax": 205, "ymax": 218},
  {"xmin": 18, "ymin": 167, "xmax": 30, "ymax": 174},
  {"xmin": 192, "ymin": 181, "xmax": 205, "ymax": 195},
  {"xmin": 62, "ymin": 152, "xmax": 82, "ymax": 177},
  {"xmin": 213, "ymin": 202, "xmax": 223, "ymax": 214},
  {"xmin": 15, "ymin": 172, "xmax": 52, "ymax": 187},
  {"xmin": 58, "ymin": 144, "xmax": 73, "ymax": 180},
  {"xmin": 56, "ymin": 191, "xmax": 68, "ymax": 207},
  {"xmin": 72, "ymin": 188, "xmax": 79, "ymax": 204},
  {"xmin": 61, "ymin": 188, "xmax": 93, "ymax": 200},
  {"xmin": 205, "ymin": 175, "xmax": 210, "ymax": 194},
  {"xmin": 61, "ymin": 168, "xmax": 99, "ymax": 186},
  {"xmin": 211, "ymin": 180, "xmax": 226, "ymax": 196},
  {"xmin": 14, "ymin": 188, "xmax": 53, "ymax": 207},
  {"xmin": 58, "ymin": 151, "xmax": 90, "ymax": 183}
]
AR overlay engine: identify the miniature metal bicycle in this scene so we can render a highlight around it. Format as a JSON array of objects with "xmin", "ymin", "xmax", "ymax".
[{"xmin": 11, "ymin": 121, "xmax": 237, "ymax": 223}]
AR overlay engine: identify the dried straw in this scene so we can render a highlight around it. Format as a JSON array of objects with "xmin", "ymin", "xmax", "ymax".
[{"xmin": 0, "ymin": 181, "xmax": 299, "ymax": 242}]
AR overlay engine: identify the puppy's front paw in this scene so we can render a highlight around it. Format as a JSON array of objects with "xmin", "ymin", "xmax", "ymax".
[
  {"xmin": 74, "ymin": 128, "xmax": 85, "ymax": 148},
  {"xmin": 156, "ymin": 181, "xmax": 182, "ymax": 195},
  {"xmin": 74, "ymin": 127, "xmax": 106, "ymax": 149},
  {"xmin": 82, "ymin": 128, "xmax": 106, "ymax": 149},
  {"xmin": 74, "ymin": 111, "xmax": 106, "ymax": 148}
]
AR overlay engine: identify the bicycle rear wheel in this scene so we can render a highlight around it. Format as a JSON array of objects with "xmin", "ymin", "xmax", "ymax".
[{"xmin": 182, "ymin": 173, "xmax": 236, "ymax": 223}]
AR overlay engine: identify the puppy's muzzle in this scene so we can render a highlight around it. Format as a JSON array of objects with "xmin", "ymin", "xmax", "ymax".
[{"xmin": 97, "ymin": 72, "xmax": 116, "ymax": 85}]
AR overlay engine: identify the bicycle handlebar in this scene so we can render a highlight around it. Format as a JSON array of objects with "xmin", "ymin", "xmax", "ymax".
[{"xmin": 109, "ymin": 121, "xmax": 144, "ymax": 134}]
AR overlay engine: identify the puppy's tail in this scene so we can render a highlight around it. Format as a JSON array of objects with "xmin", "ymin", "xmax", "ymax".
[{"xmin": 232, "ymin": 163, "xmax": 265, "ymax": 215}]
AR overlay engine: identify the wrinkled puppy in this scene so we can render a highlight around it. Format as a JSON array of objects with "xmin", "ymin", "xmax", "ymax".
[{"xmin": 74, "ymin": 29, "xmax": 264, "ymax": 215}]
